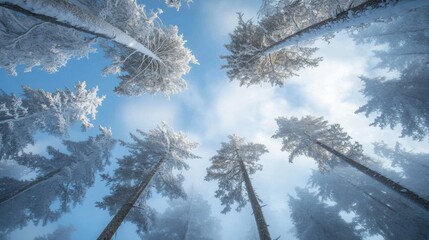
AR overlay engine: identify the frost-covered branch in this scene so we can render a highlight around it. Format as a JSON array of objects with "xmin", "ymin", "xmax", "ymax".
[
  {"xmin": 205, "ymin": 135, "xmax": 271, "ymax": 240},
  {"xmin": 273, "ymin": 115, "xmax": 429, "ymax": 211},
  {"xmin": 0, "ymin": 82, "xmax": 104, "ymax": 159},
  {"xmin": 0, "ymin": 0, "xmax": 161, "ymax": 61},
  {"xmin": 97, "ymin": 123, "xmax": 199, "ymax": 239},
  {"xmin": 223, "ymin": 0, "xmax": 428, "ymax": 87}
]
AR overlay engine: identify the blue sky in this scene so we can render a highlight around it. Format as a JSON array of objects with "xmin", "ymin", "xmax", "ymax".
[{"xmin": 1, "ymin": 0, "xmax": 428, "ymax": 239}]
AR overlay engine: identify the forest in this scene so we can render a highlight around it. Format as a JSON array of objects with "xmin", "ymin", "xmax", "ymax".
[{"xmin": 0, "ymin": 0, "xmax": 428, "ymax": 239}]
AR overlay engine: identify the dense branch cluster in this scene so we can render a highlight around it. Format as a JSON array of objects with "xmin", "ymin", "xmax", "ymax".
[
  {"xmin": 353, "ymin": 5, "xmax": 429, "ymax": 140},
  {"xmin": 205, "ymin": 135, "xmax": 267, "ymax": 213},
  {"xmin": 0, "ymin": 128, "xmax": 115, "ymax": 237},
  {"xmin": 0, "ymin": 82, "xmax": 104, "ymax": 159},
  {"xmin": 97, "ymin": 123, "xmax": 199, "ymax": 235},
  {"xmin": 0, "ymin": 6, "xmax": 95, "ymax": 76},
  {"xmin": 0, "ymin": 0, "xmax": 197, "ymax": 96},
  {"xmin": 273, "ymin": 116, "xmax": 368, "ymax": 171}
]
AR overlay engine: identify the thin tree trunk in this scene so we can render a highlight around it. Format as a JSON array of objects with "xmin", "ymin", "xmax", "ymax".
[
  {"xmin": 239, "ymin": 160, "xmax": 271, "ymax": 240},
  {"xmin": 0, "ymin": 167, "xmax": 62, "ymax": 204},
  {"xmin": 182, "ymin": 191, "xmax": 194, "ymax": 240},
  {"xmin": 0, "ymin": 0, "xmax": 161, "ymax": 61},
  {"xmin": 97, "ymin": 159, "xmax": 164, "ymax": 240},
  {"xmin": 314, "ymin": 140, "xmax": 429, "ymax": 212},
  {"xmin": 260, "ymin": 0, "xmax": 425, "ymax": 56},
  {"xmin": 343, "ymin": 177, "xmax": 396, "ymax": 213}
]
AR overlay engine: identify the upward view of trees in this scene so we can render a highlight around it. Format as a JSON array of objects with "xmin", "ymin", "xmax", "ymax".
[
  {"xmin": 0, "ymin": 0, "xmax": 197, "ymax": 96},
  {"xmin": 0, "ymin": 0, "xmax": 428, "ymax": 239},
  {"xmin": 0, "ymin": 126, "xmax": 115, "ymax": 204},
  {"xmin": 292, "ymin": 154, "xmax": 429, "ymax": 240},
  {"xmin": 205, "ymin": 135, "xmax": 272, "ymax": 240},
  {"xmin": 289, "ymin": 188, "xmax": 361, "ymax": 240},
  {"xmin": 0, "ymin": 0, "xmax": 161, "ymax": 60},
  {"xmin": 272, "ymin": 115, "xmax": 429, "ymax": 211},
  {"xmin": 96, "ymin": 123, "xmax": 199, "ymax": 239},
  {"xmin": 373, "ymin": 142, "xmax": 429, "ymax": 198},
  {"xmin": 352, "ymin": 4, "xmax": 429, "ymax": 140},
  {"xmin": 0, "ymin": 128, "xmax": 115, "ymax": 238},
  {"xmin": 94, "ymin": 0, "xmax": 197, "ymax": 96},
  {"xmin": 222, "ymin": 0, "xmax": 425, "ymax": 86},
  {"xmin": 0, "ymin": 3, "xmax": 95, "ymax": 75}
]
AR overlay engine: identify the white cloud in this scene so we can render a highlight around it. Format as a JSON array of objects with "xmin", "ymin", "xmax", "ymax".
[
  {"xmin": 201, "ymin": 0, "xmax": 260, "ymax": 42},
  {"xmin": 294, "ymin": 33, "xmax": 429, "ymax": 153},
  {"xmin": 119, "ymin": 96, "xmax": 179, "ymax": 133}
]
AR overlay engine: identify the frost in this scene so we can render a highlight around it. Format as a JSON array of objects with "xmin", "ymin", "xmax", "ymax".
[
  {"xmin": 0, "ymin": 82, "xmax": 104, "ymax": 159},
  {"xmin": 97, "ymin": 123, "xmax": 199, "ymax": 236}
]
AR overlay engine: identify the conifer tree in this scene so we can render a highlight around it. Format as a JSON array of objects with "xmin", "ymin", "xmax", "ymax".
[
  {"xmin": 0, "ymin": 128, "xmax": 115, "ymax": 238},
  {"xmin": 273, "ymin": 115, "xmax": 429, "ymax": 211},
  {"xmin": 205, "ymin": 135, "xmax": 272, "ymax": 240},
  {"xmin": 223, "ymin": 0, "xmax": 424, "ymax": 86},
  {"xmin": 97, "ymin": 123, "xmax": 199, "ymax": 240}
]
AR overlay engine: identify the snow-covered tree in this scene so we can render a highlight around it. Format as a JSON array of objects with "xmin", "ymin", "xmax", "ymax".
[
  {"xmin": 96, "ymin": 122, "xmax": 199, "ymax": 240},
  {"xmin": 0, "ymin": 82, "xmax": 104, "ymax": 160},
  {"xmin": 97, "ymin": 185, "xmax": 156, "ymax": 237},
  {"xmin": 83, "ymin": 0, "xmax": 197, "ymax": 97},
  {"xmin": 223, "ymin": 0, "xmax": 426, "ymax": 86},
  {"xmin": 0, "ymin": 6, "xmax": 95, "ymax": 76},
  {"xmin": 142, "ymin": 193, "xmax": 221, "ymax": 240},
  {"xmin": 308, "ymin": 163, "xmax": 429, "ymax": 239},
  {"xmin": 273, "ymin": 115, "xmax": 429, "ymax": 211},
  {"xmin": 373, "ymin": 142, "xmax": 429, "ymax": 197},
  {"xmin": 205, "ymin": 135, "xmax": 271, "ymax": 240},
  {"xmin": 222, "ymin": 13, "xmax": 321, "ymax": 87},
  {"xmin": 0, "ymin": 126, "xmax": 115, "ymax": 204},
  {"xmin": 92, "ymin": 0, "xmax": 197, "ymax": 96},
  {"xmin": 289, "ymin": 188, "xmax": 361, "ymax": 240},
  {"xmin": 0, "ymin": 0, "xmax": 197, "ymax": 96},
  {"xmin": 34, "ymin": 225, "xmax": 75, "ymax": 240},
  {"xmin": 273, "ymin": 116, "xmax": 365, "ymax": 170},
  {"xmin": 355, "ymin": 64, "xmax": 429, "ymax": 141},
  {"xmin": 352, "ymin": 5, "xmax": 429, "ymax": 140},
  {"xmin": 0, "ymin": 128, "xmax": 115, "ymax": 238},
  {"xmin": 351, "ymin": 3, "xmax": 428, "ymax": 71},
  {"xmin": 0, "ymin": 0, "xmax": 160, "ymax": 60}
]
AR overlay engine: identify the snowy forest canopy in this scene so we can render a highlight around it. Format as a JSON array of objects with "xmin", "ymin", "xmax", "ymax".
[{"xmin": 0, "ymin": 0, "xmax": 428, "ymax": 240}]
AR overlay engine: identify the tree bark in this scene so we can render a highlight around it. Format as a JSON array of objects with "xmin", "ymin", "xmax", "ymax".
[
  {"xmin": 0, "ymin": 0, "xmax": 161, "ymax": 61},
  {"xmin": 0, "ymin": 167, "xmax": 62, "ymax": 204},
  {"xmin": 259, "ymin": 0, "xmax": 424, "ymax": 56},
  {"xmin": 239, "ymin": 160, "xmax": 271, "ymax": 240},
  {"xmin": 314, "ymin": 140, "xmax": 429, "ymax": 212},
  {"xmin": 97, "ymin": 159, "xmax": 164, "ymax": 240}
]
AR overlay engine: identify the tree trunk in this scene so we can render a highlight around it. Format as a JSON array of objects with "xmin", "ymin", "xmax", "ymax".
[
  {"xmin": 97, "ymin": 159, "xmax": 164, "ymax": 240},
  {"xmin": 0, "ymin": 0, "xmax": 161, "ymax": 61},
  {"xmin": 260, "ymin": 0, "xmax": 425, "ymax": 56},
  {"xmin": 314, "ymin": 140, "xmax": 429, "ymax": 212},
  {"xmin": 0, "ymin": 167, "xmax": 62, "ymax": 204},
  {"xmin": 181, "ymin": 191, "xmax": 193, "ymax": 240},
  {"xmin": 239, "ymin": 160, "xmax": 271, "ymax": 240}
]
